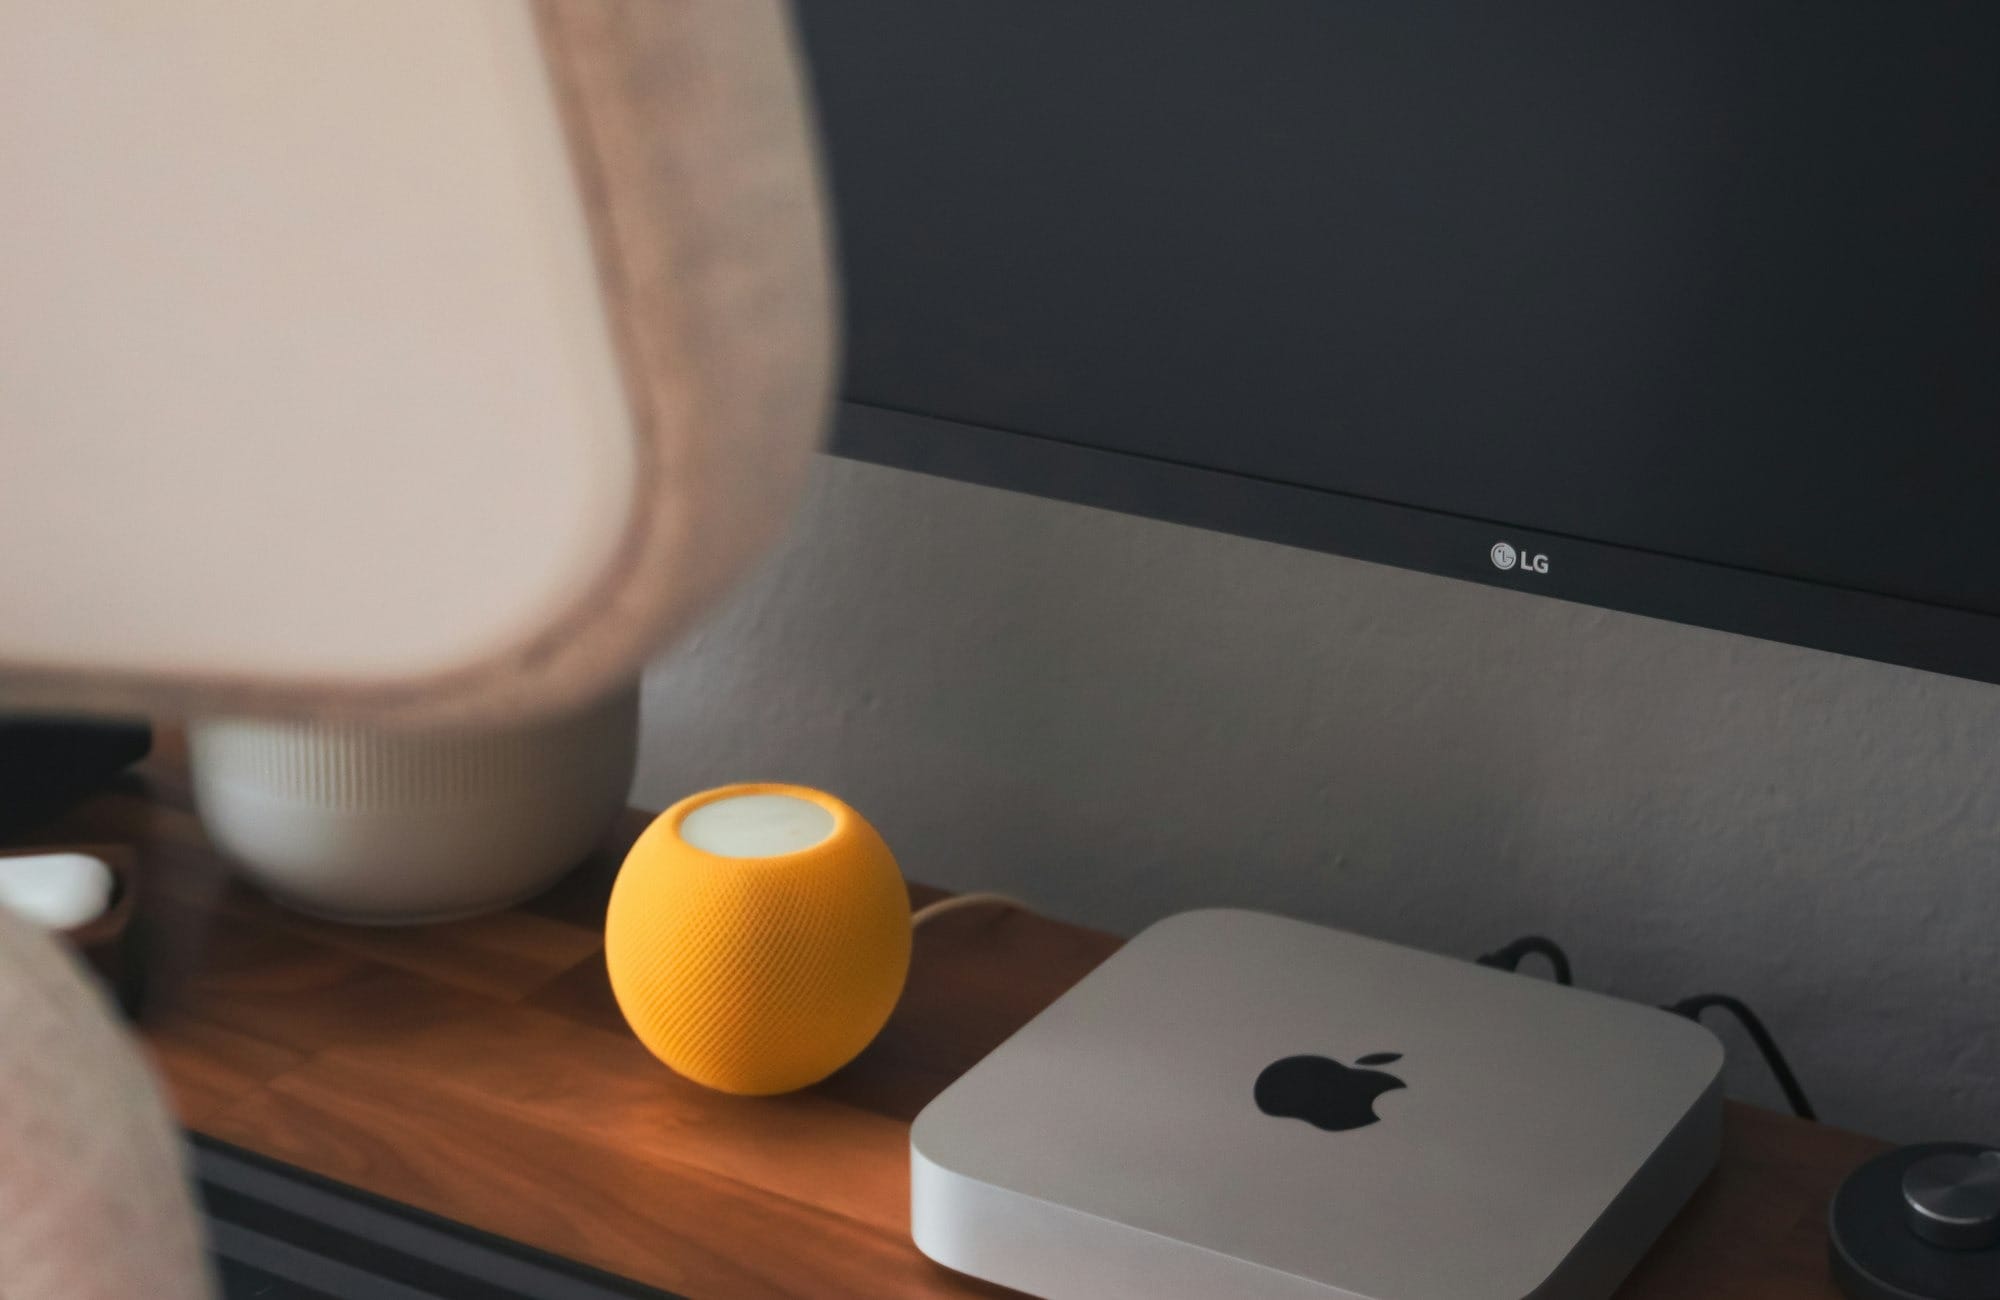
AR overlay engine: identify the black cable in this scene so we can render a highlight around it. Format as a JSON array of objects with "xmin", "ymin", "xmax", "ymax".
[
  {"xmin": 1468, "ymin": 942, "xmax": 1812, "ymax": 1121},
  {"xmin": 1666, "ymin": 993, "xmax": 1816, "ymax": 1122},
  {"xmin": 1475, "ymin": 936, "xmax": 1573, "ymax": 985},
  {"xmin": 1471, "ymin": 938, "xmax": 1813, "ymax": 1122}
]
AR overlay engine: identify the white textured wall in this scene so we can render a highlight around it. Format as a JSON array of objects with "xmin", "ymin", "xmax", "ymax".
[{"xmin": 636, "ymin": 455, "xmax": 2000, "ymax": 1144}]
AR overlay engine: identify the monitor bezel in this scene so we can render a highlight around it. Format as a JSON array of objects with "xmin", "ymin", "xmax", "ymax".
[{"xmin": 833, "ymin": 401, "xmax": 2000, "ymax": 687}]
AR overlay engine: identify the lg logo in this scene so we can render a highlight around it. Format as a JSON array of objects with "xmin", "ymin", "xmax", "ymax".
[{"xmin": 1490, "ymin": 541, "xmax": 1549, "ymax": 574}]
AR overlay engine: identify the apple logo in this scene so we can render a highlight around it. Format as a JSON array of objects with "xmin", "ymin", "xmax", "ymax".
[{"xmin": 1254, "ymin": 1052, "xmax": 1405, "ymax": 1131}]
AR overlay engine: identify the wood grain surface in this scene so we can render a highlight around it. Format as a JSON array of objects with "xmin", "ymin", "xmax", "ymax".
[{"xmin": 12, "ymin": 752, "xmax": 1882, "ymax": 1299}]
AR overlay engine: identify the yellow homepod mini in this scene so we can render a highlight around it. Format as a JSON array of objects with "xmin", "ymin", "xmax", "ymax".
[{"xmin": 605, "ymin": 784, "xmax": 913, "ymax": 1096}]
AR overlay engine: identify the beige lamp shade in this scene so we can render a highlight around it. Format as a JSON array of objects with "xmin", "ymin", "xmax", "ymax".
[{"xmin": 0, "ymin": 0, "xmax": 835, "ymax": 724}]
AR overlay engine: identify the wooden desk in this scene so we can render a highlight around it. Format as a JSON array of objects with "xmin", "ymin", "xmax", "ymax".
[{"xmin": 27, "ymin": 755, "xmax": 1883, "ymax": 1299}]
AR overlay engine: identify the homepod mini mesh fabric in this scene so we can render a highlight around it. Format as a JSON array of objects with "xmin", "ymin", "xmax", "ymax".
[{"xmin": 605, "ymin": 784, "xmax": 912, "ymax": 1095}]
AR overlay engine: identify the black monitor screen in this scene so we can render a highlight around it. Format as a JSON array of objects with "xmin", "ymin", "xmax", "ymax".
[{"xmin": 797, "ymin": 0, "xmax": 2000, "ymax": 682}]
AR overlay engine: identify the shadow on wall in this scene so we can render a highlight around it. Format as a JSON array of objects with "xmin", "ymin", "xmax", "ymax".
[{"xmin": 638, "ymin": 454, "xmax": 2000, "ymax": 1147}]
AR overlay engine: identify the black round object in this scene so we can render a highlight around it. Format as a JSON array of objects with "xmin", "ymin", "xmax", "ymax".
[
  {"xmin": 1831, "ymin": 1143, "xmax": 2000, "ymax": 1300},
  {"xmin": 1905, "ymin": 1151, "xmax": 2000, "ymax": 1252}
]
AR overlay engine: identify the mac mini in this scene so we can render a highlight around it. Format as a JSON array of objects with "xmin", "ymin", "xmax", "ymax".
[{"xmin": 910, "ymin": 910, "xmax": 1723, "ymax": 1300}]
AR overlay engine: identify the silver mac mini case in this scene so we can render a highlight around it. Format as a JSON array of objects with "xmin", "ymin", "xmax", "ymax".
[{"xmin": 910, "ymin": 910, "xmax": 1724, "ymax": 1300}]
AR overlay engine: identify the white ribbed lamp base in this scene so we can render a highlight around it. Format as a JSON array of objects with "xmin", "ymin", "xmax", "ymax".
[{"xmin": 190, "ymin": 686, "xmax": 638, "ymax": 925}]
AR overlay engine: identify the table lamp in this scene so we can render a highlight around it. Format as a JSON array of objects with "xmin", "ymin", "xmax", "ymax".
[
  {"xmin": 1, "ymin": 0, "xmax": 833, "ymax": 920},
  {"xmin": 0, "ymin": 2, "xmax": 833, "ymax": 1294}
]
